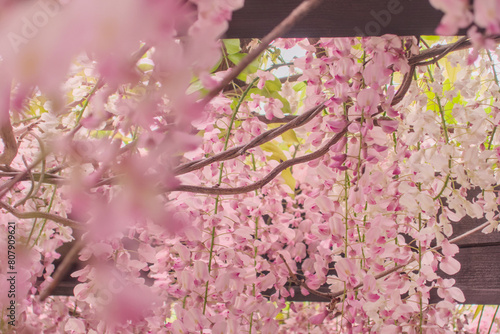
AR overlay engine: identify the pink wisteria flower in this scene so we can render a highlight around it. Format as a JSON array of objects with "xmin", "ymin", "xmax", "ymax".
[
  {"xmin": 335, "ymin": 258, "xmax": 361, "ymax": 287},
  {"xmin": 357, "ymin": 88, "xmax": 381, "ymax": 116},
  {"xmin": 256, "ymin": 70, "xmax": 277, "ymax": 89}
]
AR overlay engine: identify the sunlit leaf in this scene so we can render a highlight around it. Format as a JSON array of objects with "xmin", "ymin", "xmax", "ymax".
[
  {"xmin": 260, "ymin": 141, "xmax": 287, "ymax": 162},
  {"xmin": 293, "ymin": 81, "xmax": 306, "ymax": 92},
  {"xmin": 228, "ymin": 52, "xmax": 246, "ymax": 65},
  {"xmin": 280, "ymin": 168, "xmax": 296, "ymax": 195},
  {"xmin": 138, "ymin": 63, "xmax": 154, "ymax": 72},
  {"xmin": 263, "ymin": 78, "xmax": 282, "ymax": 93},
  {"xmin": 281, "ymin": 129, "xmax": 300, "ymax": 145},
  {"xmin": 473, "ymin": 305, "xmax": 483, "ymax": 320},
  {"xmin": 223, "ymin": 39, "xmax": 241, "ymax": 55}
]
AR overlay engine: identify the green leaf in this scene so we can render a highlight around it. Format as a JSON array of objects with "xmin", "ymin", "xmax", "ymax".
[
  {"xmin": 280, "ymin": 168, "xmax": 296, "ymax": 195},
  {"xmin": 263, "ymin": 78, "xmax": 282, "ymax": 93},
  {"xmin": 186, "ymin": 79, "xmax": 208, "ymax": 95},
  {"xmin": 228, "ymin": 52, "xmax": 259, "ymax": 82},
  {"xmin": 443, "ymin": 78, "xmax": 453, "ymax": 94},
  {"xmin": 281, "ymin": 129, "xmax": 300, "ymax": 145},
  {"xmin": 228, "ymin": 53, "xmax": 246, "ymax": 65},
  {"xmin": 444, "ymin": 100, "xmax": 457, "ymax": 124},
  {"xmin": 444, "ymin": 58, "xmax": 460, "ymax": 83},
  {"xmin": 269, "ymin": 48, "xmax": 282, "ymax": 62},
  {"xmin": 138, "ymin": 63, "xmax": 154, "ymax": 72},
  {"xmin": 352, "ymin": 42, "xmax": 363, "ymax": 50},
  {"xmin": 473, "ymin": 305, "xmax": 483, "ymax": 320},
  {"xmin": 293, "ymin": 81, "xmax": 306, "ymax": 92},
  {"xmin": 260, "ymin": 141, "xmax": 287, "ymax": 162},
  {"xmin": 426, "ymin": 91, "xmax": 438, "ymax": 112},
  {"xmin": 223, "ymin": 39, "xmax": 241, "ymax": 55},
  {"xmin": 210, "ymin": 58, "xmax": 222, "ymax": 73},
  {"xmin": 243, "ymin": 57, "xmax": 260, "ymax": 77},
  {"xmin": 272, "ymin": 92, "xmax": 291, "ymax": 115},
  {"xmin": 421, "ymin": 36, "xmax": 440, "ymax": 45}
]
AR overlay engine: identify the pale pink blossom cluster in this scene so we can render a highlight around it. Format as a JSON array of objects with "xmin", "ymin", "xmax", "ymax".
[{"xmin": 430, "ymin": 0, "xmax": 500, "ymax": 61}]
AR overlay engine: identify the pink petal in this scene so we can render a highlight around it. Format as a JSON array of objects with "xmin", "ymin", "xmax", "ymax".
[
  {"xmin": 309, "ymin": 310, "xmax": 329, "ymax": 325},
  {"xmin": 441, "ymin": 239, "xmax": 459, "ymax": 257},
  {"xmin": 440, "ymin": 256, "xmax": 461, "ymax": 275},
  {"xmin": 448, "ymin": 286, "xmax": 465, "ymax": 303},
  {"xmin": 378, "ymin": 119, "xmax": 399, "ymax": 133}
]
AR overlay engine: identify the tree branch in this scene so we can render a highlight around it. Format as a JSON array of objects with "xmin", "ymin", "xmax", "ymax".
[
  {"xmin": 0, "ymin": 171, "xmax": 64, "ymax": 184},
  {"xmin": 0, "ymin": 79, "xmax": 18, "ymax": 166},
  {"xmin": 408, "ymin": 35, "xmax": 500, "ymax": 66},
  {"xmin": 391, "ymin": 65, "xmax": 416, "ymax": 106},
  {"xmin": 226, "ymin": 73, "xmax": 302, "ymax": 97},
  {"xmin": 174, "ymin": 54, "xmax": 413, "ymax": 182},
  {"xmin": 251, "ymin": 113, "xmax": 299, "ymax": 124},
  {"xmin": 0, "ymin": 201, "xmax": 82, "ymax": 229},
  {"xmin": 173, "ymin": 101, "xmax": 327, "ymax": 175},
  {"xmin": 0, "ymin": 154, "xmax": 45, "ymax": 200},
  {"xmin": 171, "ymin": 126, "xmax": 348, "ymax": 195},
  {"xmin": 38, "ymin": 239, "xmax": 85, "ymax": 301},
  {"xmin": 279, "ymin": 253, "xmax": 332, "ymax": 300}
]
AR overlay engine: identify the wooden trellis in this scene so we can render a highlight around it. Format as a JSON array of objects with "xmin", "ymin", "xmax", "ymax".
[{"xmin": 226, "ymin": 0, "xmax": 449, "ymax": 38}]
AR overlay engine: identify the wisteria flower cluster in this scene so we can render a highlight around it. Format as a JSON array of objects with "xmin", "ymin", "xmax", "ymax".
[{"xmin": 0, "ymin": 0, "xmax": 499, "ymax": 333}]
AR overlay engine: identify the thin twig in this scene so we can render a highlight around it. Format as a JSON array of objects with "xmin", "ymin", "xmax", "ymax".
[
  {"xmin": 202, "ymin": 0, "xmax": 324, "ymax": 104},
  {"xmin": 0, "ymin": 201, "xmax": 81, "ymax": 229},
  {"xmin": 279, "ymin": 254, "xmax": 331, "ymax": 299},
  {"xmin": 408, "ymin": 36, "xmax": 500, "ymax": 66},
  {"xmin": 226, "ymin": 73, "xmax": 302, "ymax": 96},
  {"xmin": 13, "ymin": 156, "xmax": 36, "ymax": 208},
  {"xmin": 444, "ymin": 222, "xmax": 492, "ymax": 248},
  {"xmin": 0, "ymin": 154, "xmax": 45, "ymax": 200},
  {"xmin": 0, "ymin": 172, "xmax": 64, "ymax": 184},
  {"xmin": 0, "ymin": 78, "xmax": 18, "ymax": 166},
  {"xmin": 328, "ymin": 220, "xmax": 496, "ymax": 299},
  {"xmin": 38, "ymin": 240, "xmax": 85, "ymax": 301},
  {"xmin": 173, "ymin": 102, "xmax": 327, "ymax": 175}
]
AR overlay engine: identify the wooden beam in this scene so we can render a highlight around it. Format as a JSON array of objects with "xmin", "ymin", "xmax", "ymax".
[
  {"xmin": 44, "ymin": 187, "xmax": 500, "ymax": 304},
  {"xmin": 226, "ymin": 0, "xmax": 446, "ymax": 38},
  {"xmin": 46, "ymin": 235, "xmax": 500, "ymax": 304},
  {"xmin": 444, "ymin": 244, "xmax": 500, "ymax": 304},
  {"xmin": 266, "ymin": 243, "xmax": 500, "ymax": 304}
]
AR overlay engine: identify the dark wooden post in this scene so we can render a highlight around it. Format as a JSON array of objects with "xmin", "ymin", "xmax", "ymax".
[{"xmin": 226, "ymin": 0, "xmax": 448, "ymax": 38}]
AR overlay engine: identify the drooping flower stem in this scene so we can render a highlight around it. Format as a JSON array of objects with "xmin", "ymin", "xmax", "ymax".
[
  {"xmin": 487, "ymin": 50, "xmax": 499, "ymax": 150},
  {"xmin": 487, "ymin": 305, "xmax": 500, "ymax": 334},
  {"xmin": 75, "ymin": 80, "xmax": 101, "ymax": 126},
  {"xmin": 427, "ymin": 66, "xmax": 452, "ymax": 201},
  {"xmin": 203, "ymin": 78, "xmax": 258, "ymax": 315},
  {"xmin": 249, "ymin": 152, "xmax": 259, "ymax": 333}
]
